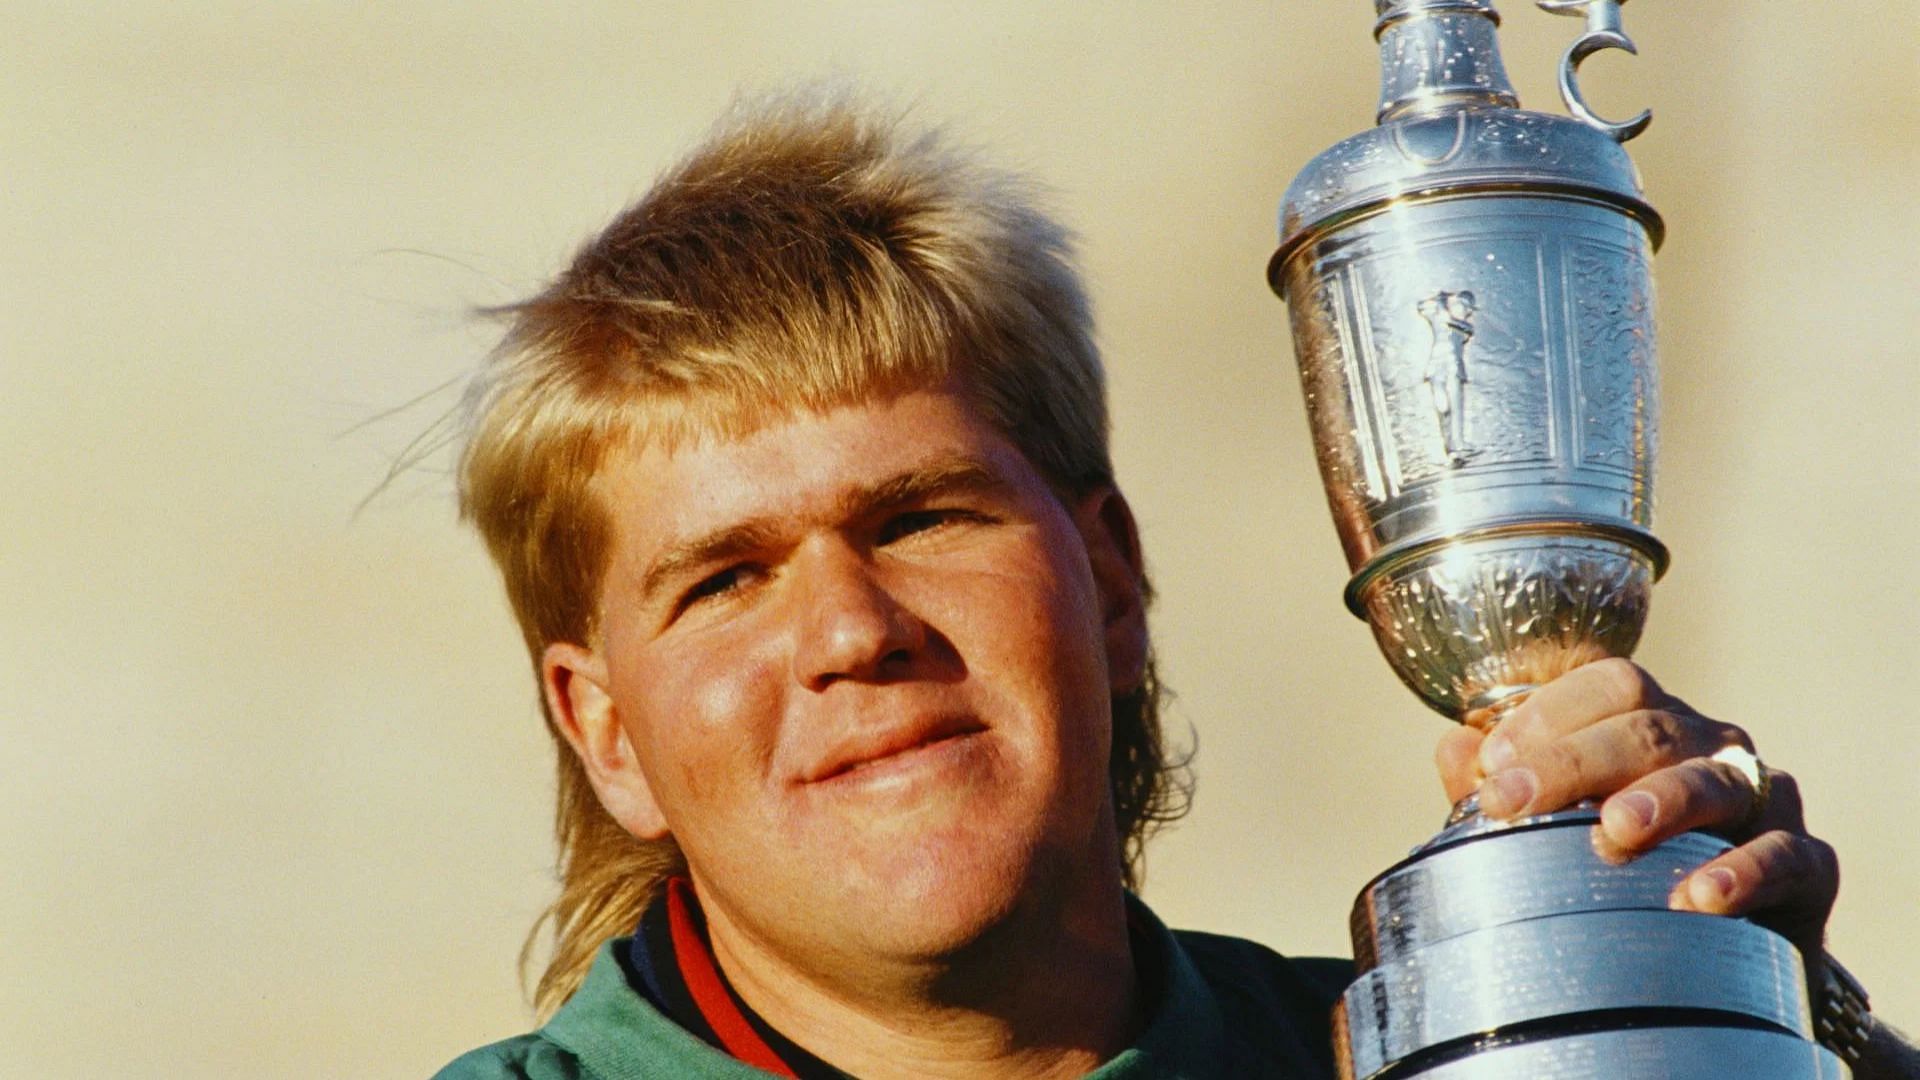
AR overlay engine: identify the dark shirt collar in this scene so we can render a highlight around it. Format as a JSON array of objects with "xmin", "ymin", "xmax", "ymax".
[{"xmin": 626, "ymin": 877, "xmax": 846, "ymax": 1078}]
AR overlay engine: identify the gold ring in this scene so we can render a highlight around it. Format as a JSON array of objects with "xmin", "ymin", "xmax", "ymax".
[{"xmin": 1711, "ymin": 744, "xmax": 1771, "ymax": 837}]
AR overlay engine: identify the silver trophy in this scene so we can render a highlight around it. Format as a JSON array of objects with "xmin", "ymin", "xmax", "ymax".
[{"xmin": 1269, "ymin": 2, "xmax": 1848, "ymax": 1076}]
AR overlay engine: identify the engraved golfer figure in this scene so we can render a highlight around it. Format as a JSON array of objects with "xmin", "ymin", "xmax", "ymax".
[{"xmin": 1418, "ymin": 289, "xmax": 1476, "ymax": 466}]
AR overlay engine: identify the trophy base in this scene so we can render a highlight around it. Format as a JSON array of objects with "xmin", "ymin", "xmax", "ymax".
[
  {"xmin": 1405, "ymin": 1025, "xmax": 1847, "ymax": 1079},
  {"xmin": 1335, "ymin": 807, "xmax": 1846, "ymax": 1079}
]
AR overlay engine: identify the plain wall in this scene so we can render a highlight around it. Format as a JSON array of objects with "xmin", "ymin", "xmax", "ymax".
[{"xmin": 4, "ymin": 3, "xmax": 1914, "ymax": 1075}]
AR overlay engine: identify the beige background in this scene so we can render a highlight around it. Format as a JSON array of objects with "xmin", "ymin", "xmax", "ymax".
[{"xmin": 5, "ymin": 3, "xmax": 1915, "ymax": 1076}]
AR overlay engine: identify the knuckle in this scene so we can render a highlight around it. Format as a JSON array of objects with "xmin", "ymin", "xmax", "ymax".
[
  {"xmin": 1624, "ymin": 709, "xmax": 1688, "ymax": 763},
  {"xmin": 1533, "ymin": 740, "xmax": 1586, "ymax": 793},
  {"xmin": 1593, "ymin": 658, "xmax": 1657, "ymax": 709},
  {"xmin": 1497, "ymin": 702, "xmax": 1541, "ymax": 743}
]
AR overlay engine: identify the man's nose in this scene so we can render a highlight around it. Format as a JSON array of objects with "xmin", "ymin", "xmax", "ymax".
[{"xmin": 789, "ymin": 542, "xmax": 926, "ymax": 690}]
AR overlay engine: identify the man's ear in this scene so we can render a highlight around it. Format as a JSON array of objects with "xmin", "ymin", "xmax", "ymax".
[
  {"xmin": 541, "ymin": 641, "xmax": 670, "ymax": 840},
  {"xmin": 1072, "ymin": 486, "xmax": 1149, "ymax": 695}
]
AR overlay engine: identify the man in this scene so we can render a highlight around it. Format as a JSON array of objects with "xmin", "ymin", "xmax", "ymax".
[{"xmin": 436, "ymin": 97, "xmax": 1911, "ymax": 1078}]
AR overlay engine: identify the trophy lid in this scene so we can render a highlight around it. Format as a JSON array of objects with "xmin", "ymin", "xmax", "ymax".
[{"xmin": 1270, "ymin": 0, "xmax": 1662, "ymax": 293}]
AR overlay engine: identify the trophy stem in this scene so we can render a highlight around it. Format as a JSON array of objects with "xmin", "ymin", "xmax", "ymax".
[{"xmin": 1459, "ymin": 681, "xmax": 1536, "ymax": 732}]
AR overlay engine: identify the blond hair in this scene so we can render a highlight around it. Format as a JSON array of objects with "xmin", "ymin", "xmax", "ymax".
[{"xmin": 459, "ymin": 94, "xmax": 1189, "ymax": 1017}]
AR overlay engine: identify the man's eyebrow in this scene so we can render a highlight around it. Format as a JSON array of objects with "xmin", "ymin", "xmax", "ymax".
[
  {"xmin": 637, "ymin": 457, "xmax": 1014, "ymax": 607},
  {"xmin": 639, "ymin": 518, "xmax": 788, "ymax": 609},
  {"xmin": 847, "ymin": 458, "xmax": 1011, "ymax": 519}
]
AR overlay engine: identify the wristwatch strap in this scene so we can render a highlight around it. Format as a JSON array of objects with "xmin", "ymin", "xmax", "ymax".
[{"xmin": 1814, "ymin": 952, "xmax": 1873, "ymax": 1066}]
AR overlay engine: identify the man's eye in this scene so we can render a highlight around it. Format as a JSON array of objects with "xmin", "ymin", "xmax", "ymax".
[
  {"xmin": 878, "ymin": 508, "xmax": 986, "ymax": 545},
  {"xmin": 681, "ymin": 565, "xmax": 755, "ymax": 608}
]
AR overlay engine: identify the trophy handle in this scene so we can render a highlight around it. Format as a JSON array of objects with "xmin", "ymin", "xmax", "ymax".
[{"xmin": 1539, "ymin": 0, "xmax": 1653, "ymax": 142}]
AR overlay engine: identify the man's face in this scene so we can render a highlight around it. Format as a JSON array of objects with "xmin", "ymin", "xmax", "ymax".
[{"xmin": 546, "ymin": 386, "xmax": 1145, "ymax": 972}]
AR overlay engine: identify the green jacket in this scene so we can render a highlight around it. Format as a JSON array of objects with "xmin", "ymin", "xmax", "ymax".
[{"xmin": 434, "ymin": 904, "xmax": 1346, "ymax": 1079}]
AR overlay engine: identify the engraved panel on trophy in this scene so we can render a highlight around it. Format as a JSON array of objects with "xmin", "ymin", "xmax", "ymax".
[
  {"xmin": 1350, "ymin": 236, "xmax": 1556, "ymax": 493},
  {"xmin": 1287, "ymin": 266, "xmax": 1386, "ymax": 545},
  {"xmin": 1567, "ymin": 237, "xmax": 1657, "ymax": 477}
]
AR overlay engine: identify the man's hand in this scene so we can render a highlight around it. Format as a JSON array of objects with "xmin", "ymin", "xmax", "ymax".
[{"xmin": 1431, "ymin": 658, "xmax": 1839, "ymax": 960}]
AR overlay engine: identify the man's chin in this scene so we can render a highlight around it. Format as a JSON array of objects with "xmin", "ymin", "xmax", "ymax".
[
  {"xmin": 826, "ymin": 826, "xmax": 1082, "ymax": 955},
  {"xmin": 835, "ymin": 876, "xmax": 1031, "ymax": 964}
]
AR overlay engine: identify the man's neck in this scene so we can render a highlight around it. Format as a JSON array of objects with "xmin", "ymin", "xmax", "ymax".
[{"xmin": 698, "ymin": 877, "xmax": 1141, "ymax": 1080}]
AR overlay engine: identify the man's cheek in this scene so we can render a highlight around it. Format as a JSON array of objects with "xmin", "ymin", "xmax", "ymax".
[
  {"xmin": 676, "ymin": 639, "xmax": 783, "ymax": 733},
  {"xmin": 672, "ymin": 750, "xmax": 718, "ymax": 804}
]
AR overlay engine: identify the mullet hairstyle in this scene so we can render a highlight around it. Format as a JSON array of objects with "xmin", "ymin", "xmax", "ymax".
[{"xmin": 458, "ymin": 94, "xmax": 1190, "ymax": 1017}]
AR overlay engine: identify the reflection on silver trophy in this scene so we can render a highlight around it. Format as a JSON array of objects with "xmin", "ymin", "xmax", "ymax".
[{"xmin": 1269, "ymin": 1, "xmax": 1848, "ymax": 1076}]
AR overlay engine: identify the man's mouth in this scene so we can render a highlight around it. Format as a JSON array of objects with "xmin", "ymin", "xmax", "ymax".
[{"xmin": 804, "ymin": 714, "xmax": 989, "ymax": 784}]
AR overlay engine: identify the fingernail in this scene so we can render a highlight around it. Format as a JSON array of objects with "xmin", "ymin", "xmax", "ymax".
[
  {"xmin": 1590, "ymin": 824, "xmax": 1633, "ymax": 866},
  {"xmin": 1689, "ymin": 867, "xmax": 1738, "ymax": 909},
  {"xmin": 1482, "ymin": 768, "xmax": 1537, "ymax": 818},
  {"xmin": 1603, "ymin": 791, "xmax": 1660, "ymax": 836},
  {"xmin": 1479, "ymin": 733, "xmax": 1517, "ymax": 774}
]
